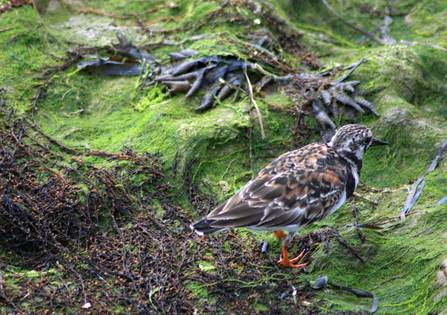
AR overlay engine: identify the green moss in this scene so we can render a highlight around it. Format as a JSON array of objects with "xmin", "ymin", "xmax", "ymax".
[
  {"xmin": 408, "ymin": 2, "xmax": 447, "ymax": 42},
  {"xmin": 0, "ymin": 6, "xmax": 63, "ymax": 114},
  {"xmin": 362, "ymin": 124, "xmax": 435, "ymax": 187},
  {"xmin": 3, "ymin": 0, "xmax": 447, "ymax": 314},
  {"xmin": 180, "ymin": 1, "xmax": 219, "ymax": 26},
  {"xmin": 308, "ymin": 204, "xmax": 447, "ymax": 314}
]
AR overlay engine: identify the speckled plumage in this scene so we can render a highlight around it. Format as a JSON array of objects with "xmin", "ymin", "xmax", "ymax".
[{"xmin": 191, "ymin": 124, "xmax": 388, "ymax": 268}]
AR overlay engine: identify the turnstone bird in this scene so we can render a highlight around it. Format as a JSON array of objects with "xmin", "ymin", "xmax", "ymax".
[{"xmin": 190, "ymin": 124, "xmax": 388, "ymax": 268}]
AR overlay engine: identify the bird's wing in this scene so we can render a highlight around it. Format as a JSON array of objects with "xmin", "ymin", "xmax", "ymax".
[{"xmin": 206, "ymin": 144, "xmax": 353, "ymax": 230}]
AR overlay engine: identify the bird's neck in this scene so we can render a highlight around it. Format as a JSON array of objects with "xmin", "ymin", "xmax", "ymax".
[
  {"xmin": 336, "ymin": 150, "xmax": 363, "ymax": 173},
  {"xmin": 335, "ymin": 150, "xmax": 361, "ymax": 198}
]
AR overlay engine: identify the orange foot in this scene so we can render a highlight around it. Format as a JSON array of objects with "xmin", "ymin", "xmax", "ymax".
[{"xmin": 278, "ymin": 246, "xmax": 307, "ymax": 269}]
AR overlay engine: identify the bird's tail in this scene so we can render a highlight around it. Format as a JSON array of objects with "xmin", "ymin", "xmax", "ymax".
[{"xmin": 190, "ymin": 218, "xmax": 224, "ymax": 236}]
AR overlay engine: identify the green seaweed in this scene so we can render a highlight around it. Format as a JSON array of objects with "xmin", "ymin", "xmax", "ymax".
[{"xmin": 1, "ymin": 0, "xmax": 447, "ymax": 314}]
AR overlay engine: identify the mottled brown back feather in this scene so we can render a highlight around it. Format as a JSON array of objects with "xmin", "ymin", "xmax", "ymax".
[{"xmin": 203, "ymin": 143, "xmax": 353, "ymax": 231}]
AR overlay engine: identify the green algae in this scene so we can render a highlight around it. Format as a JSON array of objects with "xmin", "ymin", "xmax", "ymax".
[
  {"xmin": 1, "ymin": 0, "xmax": 447, "ymax": 314},
  {"xmin": 309, "ymin": 204, "xmax": 447, "ymax": 314}
]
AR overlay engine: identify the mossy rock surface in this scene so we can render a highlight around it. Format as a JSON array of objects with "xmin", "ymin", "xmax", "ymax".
[{"xmin": 1, "ymin": 0, "xmax": 447, "ymax": 314}]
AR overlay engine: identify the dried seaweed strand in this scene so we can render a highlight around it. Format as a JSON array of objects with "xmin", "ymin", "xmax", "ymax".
[
  {"xmin": 321, "ymin": 0, "xmax": 384, "ymax": 45},
  {"xmin": 401, "ymin": 137, "xmax": 447, "ymax": 219},
  {"xmin": 435, "ymin": 196, "xmax": 447, "ymax": 207}
]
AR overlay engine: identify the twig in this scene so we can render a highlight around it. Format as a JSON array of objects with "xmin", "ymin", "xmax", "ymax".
[
  {"xmin": 333, "ymin": 59, "xmax": 365, "ymax": 83},
  {"xmin": 321, "ymin": 0, "xmax": 384, "ymax": 45},
  {"xmin": 244, "ymin": 62, "xmax": 265, "ymax": 139},
  {"xmin": 350, "ymin": 197, "xmax": 365, "ymax": 242},
  {"xmin": 332, "ymin": 229, "xmax": 365, "ymax": 263},
  {"xmin": 226, "ymin": 36, "xmax": 275, "ymax": 57},
  {"xmin": 353, "ymin": 191, "xmax": 379, "ymax": 205},
  {"xmin": 134, "ymin": 13, "xmax": 150, "ymax": 33},
  {"xmin": 429, "ymin": 44, "xmax": 447, "ymax": 53}
]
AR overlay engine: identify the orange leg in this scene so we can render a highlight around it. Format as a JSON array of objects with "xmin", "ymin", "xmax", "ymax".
[
  {"xmin": 278, "ymin": 246, "xmax": 306, "ymax": 269},
  {"xmin": 274, "ymin": 230, "xmax": 287, "ymax": 239}
]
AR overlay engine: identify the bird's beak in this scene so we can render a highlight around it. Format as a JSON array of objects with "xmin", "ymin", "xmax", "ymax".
[{"xmin": 370, "ymin": 138, "xmax": 388, "ymax": 147}]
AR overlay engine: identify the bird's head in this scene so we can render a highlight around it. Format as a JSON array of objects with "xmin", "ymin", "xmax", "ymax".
[{"xmin": 328, "ymin": 124, "xmax": 388, "ymax": 165}]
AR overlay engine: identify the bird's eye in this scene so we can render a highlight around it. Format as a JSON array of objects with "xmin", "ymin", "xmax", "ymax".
[{"xmin": 363, "ymin": 137, "xmax": 371, "ymax": 145}]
